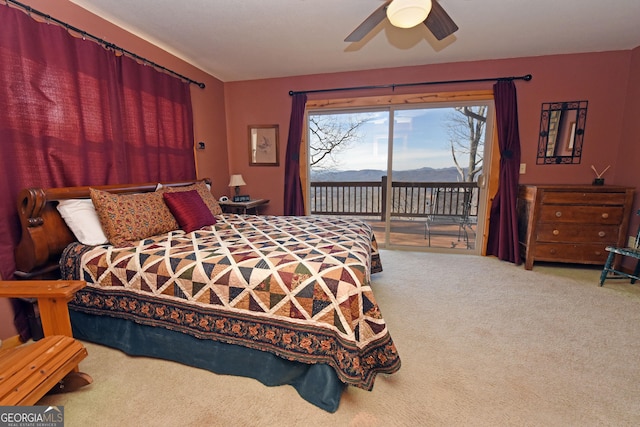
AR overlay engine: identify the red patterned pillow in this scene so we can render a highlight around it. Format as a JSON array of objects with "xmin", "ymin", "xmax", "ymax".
[
  {"xmin": 90, "ymin": 188, "xmax": 179, "ymax": 247},
  {"xmin": 160, "ymin": 181, "xmax": 223, "ymax": 215},
  {"xmin": 163, "ymin": 190, "xmax": 216, "ymax": 233}
]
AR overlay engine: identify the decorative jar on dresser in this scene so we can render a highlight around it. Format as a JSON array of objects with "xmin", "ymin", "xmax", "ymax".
[{"xmin": 517, "ymin": 184, "xmax": 635, "ymax": 270}]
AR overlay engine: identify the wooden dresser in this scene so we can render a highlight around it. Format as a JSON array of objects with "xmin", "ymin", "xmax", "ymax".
[{"xmin": 517, "ymin": 184, "xmax": 635, "ymax": 270}]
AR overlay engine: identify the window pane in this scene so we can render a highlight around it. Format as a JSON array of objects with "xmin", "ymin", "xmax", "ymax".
[{"xmin": 308, "ymin": 102, "xmax": 490, "ymax": 252}]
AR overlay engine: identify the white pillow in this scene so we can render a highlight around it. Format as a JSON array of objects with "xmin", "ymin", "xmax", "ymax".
[{"xmin": 56, "ymin": 199, "xmax": 109, "ymax": 245}]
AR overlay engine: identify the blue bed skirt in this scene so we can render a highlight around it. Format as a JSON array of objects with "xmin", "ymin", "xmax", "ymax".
[{"xmin": 70, "ymin": 310, "xmax": 345, "ymax": 412}]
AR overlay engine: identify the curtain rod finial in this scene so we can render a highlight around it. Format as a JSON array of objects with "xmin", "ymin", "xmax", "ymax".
[{"xmin": 524, "ymin": 74, "xmax": 533, "ymax": 81}]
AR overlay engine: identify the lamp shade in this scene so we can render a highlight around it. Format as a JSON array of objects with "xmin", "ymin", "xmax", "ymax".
[
  {"xmin": 228, "ymin": 174, "xmax": 246, "ymax": 187},
  {"xmin": 386, "ymin": 0, "xmax": 432, "ymax": 29}
]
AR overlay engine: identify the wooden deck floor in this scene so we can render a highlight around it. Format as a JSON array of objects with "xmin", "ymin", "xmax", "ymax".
[{"xmin": 366, "ymin": 219, "xmax": 476, "ymax": 250}]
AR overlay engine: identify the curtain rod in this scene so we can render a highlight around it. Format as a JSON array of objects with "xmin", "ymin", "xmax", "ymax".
[
  {"xmin": 4, "ymin": 0, "xmax": 206, "ymax": 89},
  {"xmin": 289, "ymin": 74, "xmax": 532, "ymax": 96}
]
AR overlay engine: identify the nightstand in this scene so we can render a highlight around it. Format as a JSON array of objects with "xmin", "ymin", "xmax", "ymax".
[{"xmin": 219, "ymin": 198, "xmax": 269, "ymax": 215}]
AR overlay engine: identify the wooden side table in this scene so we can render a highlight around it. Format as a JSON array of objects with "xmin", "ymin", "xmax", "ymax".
[{"xmin": 219, "ymin": 198, "xmax": 269, "ymax": 214}]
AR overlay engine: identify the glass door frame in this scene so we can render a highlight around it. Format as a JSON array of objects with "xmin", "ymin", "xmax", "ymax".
[
  {"xmin": 382, "ymin": 101, "xmax": 495, "ymax": 254},
  {"xmin": 304, "ymin": 89, "xmax": 498, "ymax": 255}
]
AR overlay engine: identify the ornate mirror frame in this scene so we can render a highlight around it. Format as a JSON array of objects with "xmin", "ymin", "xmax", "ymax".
[{"xmin": 537, "ymin": 100, "xmax": 588, "ymax": 164}]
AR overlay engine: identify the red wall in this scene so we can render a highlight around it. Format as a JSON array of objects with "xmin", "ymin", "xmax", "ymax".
[
  {"xmin": 616, "ymin": 46, "xmax": 640, "ymax": 236},
  {"xmin": 224, "ymin": 51, "xmax": 637, "ymax": 216}
]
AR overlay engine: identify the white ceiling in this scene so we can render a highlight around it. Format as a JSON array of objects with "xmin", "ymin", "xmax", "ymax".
[{"xmin": 68, "ymin": 0, "xmax": 640, "ymax": 82}]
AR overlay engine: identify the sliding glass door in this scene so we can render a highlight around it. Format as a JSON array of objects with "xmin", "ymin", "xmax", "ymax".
[{"xmin": 308, "ymin": 100, "xmax": 493, "ymax": 253}]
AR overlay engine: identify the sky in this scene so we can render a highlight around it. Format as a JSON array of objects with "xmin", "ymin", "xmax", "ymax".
[{"xmin": 309, "ymin": 107, "xmax": 481, "ymax": 172}]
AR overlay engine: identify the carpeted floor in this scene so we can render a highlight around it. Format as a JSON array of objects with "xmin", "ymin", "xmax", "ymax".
[{"xmin": 40, "ymin": 250, "xmax": 640, "ymax": 426}]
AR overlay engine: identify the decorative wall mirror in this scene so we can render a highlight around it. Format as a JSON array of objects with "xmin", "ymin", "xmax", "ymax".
[{"xmin": 537, "ymin": 100, "xmax": 588, "ymax": 164}]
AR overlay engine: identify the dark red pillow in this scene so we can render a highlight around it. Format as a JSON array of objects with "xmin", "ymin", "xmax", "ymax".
[{"xmin": 163, "ymin": 190, "xmax": 216, "ymax": 233}]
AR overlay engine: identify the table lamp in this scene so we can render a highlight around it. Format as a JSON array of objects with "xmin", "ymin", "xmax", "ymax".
[{"xmin": 229, "ymin": 174, "xmax": 248, "ymax": 201}]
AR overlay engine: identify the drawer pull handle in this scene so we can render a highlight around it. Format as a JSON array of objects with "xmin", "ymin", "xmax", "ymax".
[
  {"xmin": 595, "ymin": 251, "xmax": 602, "ymax": 256},
  {"xmin": 598, "ymin": 231, "xmax": 606, "ymax": 238},
  {"xmin": 602, "ymin": 213, "xmax": 609, "ymax": 219},
  {"xmin": 549, "ymin": 248, "xmax": 557, "ymax": 254},
  {"xmin": 555, "ymin": 211, "xmax": 562, "ymax": 218},
  {"xmin": 553, "ymin": 229, "xmax": 560, "ymax": 236}
]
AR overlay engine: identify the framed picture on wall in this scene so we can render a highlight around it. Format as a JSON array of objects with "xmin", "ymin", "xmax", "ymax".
[{"xmin": 248, "ymin": 124, "xmax": 279, "ymax": 166}]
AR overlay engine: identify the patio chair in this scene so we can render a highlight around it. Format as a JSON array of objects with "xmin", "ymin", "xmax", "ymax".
[
  {"xmin": 599, "ymin": 209, "xmax": 640, "ymax": 286},
  {"xmin": 424, "ymin": 187, "xmax": 475, "ymax": 249}
]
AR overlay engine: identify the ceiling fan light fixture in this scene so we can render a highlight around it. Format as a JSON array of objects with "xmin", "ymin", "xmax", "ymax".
[{"xmin": 386, "ymin": 0, "xmax": 433, "ymax": 29}]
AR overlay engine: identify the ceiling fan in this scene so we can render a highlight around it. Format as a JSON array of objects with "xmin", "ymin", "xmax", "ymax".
[{"xmin": 345, "ymin": 0, "xmax": 458, "ymax": 42}]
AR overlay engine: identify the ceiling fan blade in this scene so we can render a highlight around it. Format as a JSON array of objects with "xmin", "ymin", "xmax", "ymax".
[
  {"xmin": 425, "ymin": 0, "xmax": 459, "ymax": 41},
  {"xmin": 344, "ymin": 1, "xmax": 391, "ymax": 42}
]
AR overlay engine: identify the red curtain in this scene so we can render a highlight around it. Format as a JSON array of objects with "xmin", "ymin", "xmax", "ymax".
[
  {"xmin": 283, "ymin": 93, "xmax": 307, "ymax": 215},
  {"xmin": 0, "ymin": 5, "xmax": 195, "ymax": 308},
  {"xmin": 486, "ymin": 80, "xmax": 522, "ymax": 264}
]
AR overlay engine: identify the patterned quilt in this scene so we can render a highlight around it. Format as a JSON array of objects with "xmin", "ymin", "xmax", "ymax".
[{"xmin": 61, "ymin": 214, "xmax": 400, "ymax": 390}]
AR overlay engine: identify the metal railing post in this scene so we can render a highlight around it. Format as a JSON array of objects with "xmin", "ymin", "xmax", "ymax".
[{"xmin": 381, "ymin": 176, "xmax": 387, "ymax": 221}]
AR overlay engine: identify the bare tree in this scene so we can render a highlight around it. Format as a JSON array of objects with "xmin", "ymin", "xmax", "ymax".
[
  {"xmin": 308, "ymin": 113, "xmax": 373, "ymax": 170},
  {"xmin": 447, "ymin": 106, "xmax": 487, "ymax": 182}
]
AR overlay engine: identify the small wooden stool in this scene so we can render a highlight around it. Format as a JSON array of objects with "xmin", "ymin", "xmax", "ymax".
[
  {"xmin": 0, "ymin": 335, "xmax": 90, "ymax": 405},
  {"xmin": 0, "ymin": 280, "xmax": 92, "ymax": 404}
]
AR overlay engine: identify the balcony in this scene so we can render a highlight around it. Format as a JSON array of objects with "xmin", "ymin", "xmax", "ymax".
[{"xmin": 310, "ymin": 177, "xmax": 479, "ymax": 249}]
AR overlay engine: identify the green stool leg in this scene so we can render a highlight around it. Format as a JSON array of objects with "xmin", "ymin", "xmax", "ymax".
[
  {"xmin": 631, "ymin": 259, "xmax": 640, "ymax": 285},
  {"xmin": 600, "ymin": 251, "xmax": 616, "ymax": 286}
]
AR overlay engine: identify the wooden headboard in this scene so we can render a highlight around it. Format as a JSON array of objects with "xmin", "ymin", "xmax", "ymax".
[{"xmin": 14, "ymin": 179, "xmax": 210, "ymax": 279}]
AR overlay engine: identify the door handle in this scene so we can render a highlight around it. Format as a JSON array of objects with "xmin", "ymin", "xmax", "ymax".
[{"xmin": 477, "ymin": 174, "xmax": 486, "ymax": 188}]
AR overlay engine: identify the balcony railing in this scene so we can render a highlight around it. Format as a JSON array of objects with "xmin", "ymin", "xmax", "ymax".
[{"xmin": 310, "ymin": 176, "xmax": 479, "ymax": 221}]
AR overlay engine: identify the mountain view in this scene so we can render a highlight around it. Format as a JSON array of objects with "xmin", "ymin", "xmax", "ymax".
[{"xmin": 310, "ymin": 166, "xmax": 464, "ymax": 183}]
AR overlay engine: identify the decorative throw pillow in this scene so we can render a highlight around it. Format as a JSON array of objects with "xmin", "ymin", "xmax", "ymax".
[
  {"xmin": 160, "ymin": 181, "xmax": 223, "ymax": 215},
  {"xmin": 56, "ymin": 199, "xmax": 109, "ymax": 245},
  {"xmin": 90, "ymin": 188, "xmax": 179, "ymax": 246},
  {"xmin": 163, "ymin": 190, "xmax": 216, "ymax": 233}
]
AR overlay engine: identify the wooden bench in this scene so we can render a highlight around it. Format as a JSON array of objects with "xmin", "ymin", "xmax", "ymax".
[{"xmin": 0, "ymin": 280, "xmax": 91, "ymax": 405}]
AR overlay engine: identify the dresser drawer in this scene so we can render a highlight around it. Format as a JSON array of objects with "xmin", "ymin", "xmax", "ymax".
[
  {"xmin": 539, "ymin": 205, "xmax": 624, "ymax": 224},
  {"xmin": 541, "ymin": 191, "xmax": 628, "ymax": 206},
  {"xmin": 518, "ymin": 184, "xmax": 634, "ymax": 270},
  {"xmin": 533, "ymin": 243, "xmax": 608, "ymax": 264},
  {"xmin": 535, "ymin": 223, "xmax": 620, "ymax": 243}
]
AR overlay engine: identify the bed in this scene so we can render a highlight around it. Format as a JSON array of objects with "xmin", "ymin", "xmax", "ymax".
[{"xmin": 14, "ymin": 179, "xmax": 400, "ymax": 412}]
